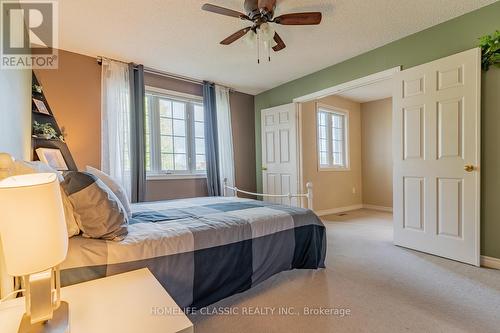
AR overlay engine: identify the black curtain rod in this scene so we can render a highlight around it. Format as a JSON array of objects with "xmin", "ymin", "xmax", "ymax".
[
  {"xmin": 96, "ymin": 56, "xmax": 234, "ymax": 92},
  {"xmin": 96, "ymin": 56, "xmax": 140, "ymax": 69}
]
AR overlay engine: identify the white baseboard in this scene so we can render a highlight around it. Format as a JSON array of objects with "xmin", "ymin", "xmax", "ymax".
[
  {"xmin": 481, "ymin": 256, "xmax": 500, "ymax": 270},
  {"xmin": 315, "ymin": 204, "xmax": 393, "ymax": 216},
  {"xmin": 362, "ymin": 204, "xmax": 393, "ymax": 212},
  {"xmin": 315, "ymin": 204, "xmax": 363, "ymax": 217}
]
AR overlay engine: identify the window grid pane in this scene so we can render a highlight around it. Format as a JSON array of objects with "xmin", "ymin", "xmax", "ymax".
[
  {"xmin": 147, "ymin": 93, "xmax": 206, "ymax": 175},
  {"xmin": 196, "ymin": 154, "xmax": 206, "ymax": 171},
  {"xmin": 317, "ymin": 109, "xmax": 348, "ymax": 169}
]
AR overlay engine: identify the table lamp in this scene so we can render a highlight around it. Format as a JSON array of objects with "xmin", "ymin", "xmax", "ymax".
[
  {"xmin": 0, "ymin": 173, "xmax": 69, "ymax": 333},
  {"xmin": 0, "ymin": 152, "xmax": 14, "ymax": 180}
]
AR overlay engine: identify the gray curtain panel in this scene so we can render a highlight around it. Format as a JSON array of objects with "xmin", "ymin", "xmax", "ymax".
[
  {"xmin": 129, "ymin": 63, "xmax": 146, "ymax": 203},
  {"xmin": 203, "ymin": 81, "xmax": 221, "ymax": 196}
]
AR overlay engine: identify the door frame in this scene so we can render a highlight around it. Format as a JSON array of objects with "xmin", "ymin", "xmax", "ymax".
[
  {"xmin": 292, "ymin": 66, "xmax": 401, "ymax": 208},
  {"xmin": 293, "ymin": 67, "xmax": 401, "ymax": 103}
]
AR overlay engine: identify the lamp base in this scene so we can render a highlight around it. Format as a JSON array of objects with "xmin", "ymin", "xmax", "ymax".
[{"xmin": 18, "ymin": 301, "xmax": 69, "ymax": 333}]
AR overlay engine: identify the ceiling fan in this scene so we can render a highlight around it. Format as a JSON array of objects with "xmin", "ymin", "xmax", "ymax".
[{"xmin": 202, "ymin": 0, "xmax": 322, "ymax": 59}]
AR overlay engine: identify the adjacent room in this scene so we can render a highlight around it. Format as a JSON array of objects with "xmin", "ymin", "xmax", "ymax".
[{"xmin": 1, "ymin": 1, "xmax": 500, "ymax": 332}]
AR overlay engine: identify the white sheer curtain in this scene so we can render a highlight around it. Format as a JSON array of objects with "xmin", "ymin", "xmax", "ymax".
[
  {"xmin": 100, "ymin": 58, "xmax": 132, "ymax": 200},
  {"xmin": 215, "ymin": 85, "xmax": 235, "ymax": 193}
]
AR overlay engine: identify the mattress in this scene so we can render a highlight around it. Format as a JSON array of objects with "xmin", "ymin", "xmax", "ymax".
[{"xmin": 60, "ymin": 196, "xmax": 326, "ymax": 308}]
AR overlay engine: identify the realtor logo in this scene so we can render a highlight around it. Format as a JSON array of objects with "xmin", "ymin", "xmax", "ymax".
[{"xmin": 1, "ymin": 0, "xmax": 58, "ymax": 69}]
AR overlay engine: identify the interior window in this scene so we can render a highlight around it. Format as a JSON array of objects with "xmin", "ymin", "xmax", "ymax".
[{"xmin": 317, "ymin": 106, "xmax": 349, "ymax": 170}]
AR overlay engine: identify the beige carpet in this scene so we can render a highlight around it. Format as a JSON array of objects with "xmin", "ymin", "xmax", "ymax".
[{"xmin": 189, "ymin": 209, "xmax": 500, "ymax": 332}]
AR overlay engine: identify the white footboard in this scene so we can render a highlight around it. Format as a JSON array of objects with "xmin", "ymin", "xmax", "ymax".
[{"xmin": 223, "ymin": 178, "xmax": 313, "ymax": 210}]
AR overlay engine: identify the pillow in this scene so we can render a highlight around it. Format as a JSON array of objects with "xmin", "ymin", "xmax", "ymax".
[
  {"xmin": 13, "ymin": 160, "xmax": 64, "ymax": 182},
  {"xmin": 13, "ymin": 160, "xmax": 79, "ymax": 237},
  {"xmin": 61, "ymin": 171, "xmax": 128, "ymax": 241},
  {"xmin": 60, "ymin": 188, "xmax": 80, "ymax": 237},
  {"xmin": 85, "ymin": 166, "xmax": 132, "ymax": 218}
]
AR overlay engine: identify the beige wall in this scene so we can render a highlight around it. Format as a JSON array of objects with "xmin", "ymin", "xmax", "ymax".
[
  {"xmin": 145, "ymin": 178, "xmax": 208, "ymax": 201},
  {"xmin": 301, "ymin": 95, "xmax": 363, "ymax": 212},
  {"xmin": 230, "ymin": 91, "xmax": 256, "ymax": 198},
  {"xmin": 0, "ymin": 69, "xmax": 31, "ymax": 160},
  {"xmin": 361, "ymin": 98, "xmax": 393, "ymax": 208},
  {"xmin": 35, "ymin": 51, "xmax": 256, "ymax": 201},
  {"xmin": 34, "ymin": 50, "xmax": 101, "ymax": 170}
]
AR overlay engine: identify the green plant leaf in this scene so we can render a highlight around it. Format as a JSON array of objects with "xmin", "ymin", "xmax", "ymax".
[{"xmin": 479, "ymin": 31, "xmax": 500, "ymax": 71}]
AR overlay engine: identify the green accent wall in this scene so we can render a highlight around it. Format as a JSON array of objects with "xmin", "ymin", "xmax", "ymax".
[{"xmin": 254, "ymin": 1, "xmax": 500, "ymax": 259}]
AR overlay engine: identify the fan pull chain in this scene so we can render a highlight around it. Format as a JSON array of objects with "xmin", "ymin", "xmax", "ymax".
[
  {"xmin": 268, "ymin": 42, "xmax": 271, "ymax": 62},
  {"xmin": 257, "ymin": 32, "xmax": 260, "ymax": 64}
]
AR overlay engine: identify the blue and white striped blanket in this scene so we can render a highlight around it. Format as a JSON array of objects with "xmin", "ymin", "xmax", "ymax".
[{"xmin": 61, "ymin": 197, "xmax": 326, "ymax": 308}]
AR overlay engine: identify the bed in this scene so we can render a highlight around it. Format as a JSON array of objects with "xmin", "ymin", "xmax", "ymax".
[{"xmin": 60, "ymin": 196, "xmax": 326, "ymax": 308}]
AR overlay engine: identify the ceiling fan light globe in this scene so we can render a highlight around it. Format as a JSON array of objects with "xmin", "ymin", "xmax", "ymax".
[
  {"xmin": 259, "ymin": 22, "xmax": 275, "ymax": 42},
  {"xmin": 244, "ymin": 30, "xmax": 257, "ymax": 47}
]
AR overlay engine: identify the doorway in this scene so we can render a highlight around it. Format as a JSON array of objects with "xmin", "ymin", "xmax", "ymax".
[{"xmin": 292, "ymin": 48, "xmax": 482, "ymax": 266}]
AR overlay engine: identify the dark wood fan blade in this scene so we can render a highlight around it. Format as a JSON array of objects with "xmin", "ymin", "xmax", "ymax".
[
  {"xmin": 258, "ymin": 0, "xmax": 276, "ymax": 12},
  {"xmin": 220, "ymin": 27, "xmax": 252, "ymax": 45},
  {"xmin": 272, "ymin": 32, "xmax": 286, "ymax": 52},
  {"xmin": 202, "ymin": 3, "xmax": 248, "ymax": 19},
  {"xmin": 274, "ymin": 12, "xmax": 322, "ymax": 25}
]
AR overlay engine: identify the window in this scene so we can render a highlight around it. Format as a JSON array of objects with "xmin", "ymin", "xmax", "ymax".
[
  {"xmin": 317, "ymin": 105, "xmax": 349, "ymax": 170},
  {"xmin": 145, "ymin": 88, "xmax": 206, "ymax": 178}
]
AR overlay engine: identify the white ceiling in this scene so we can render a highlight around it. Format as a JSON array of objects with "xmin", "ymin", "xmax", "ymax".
[
  {"xmin": 336, "ymin": 79, "xmax": 393, "ymax": 103},
  {"xmin": 58, "ymin": 0, "xmax": 497, "ymax": 95}
]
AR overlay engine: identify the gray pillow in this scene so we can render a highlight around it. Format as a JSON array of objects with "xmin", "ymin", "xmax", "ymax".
[
  {"xmin": 85, "ymin": 166, "xmax": 132, "ymax": 218},
  {"xmin": 61, "ymin": 171, "xmax": 128, "ymax": 241},
  {"xmin": 13, "ymin": 160, "xmax": 79, "ymax": 237}
]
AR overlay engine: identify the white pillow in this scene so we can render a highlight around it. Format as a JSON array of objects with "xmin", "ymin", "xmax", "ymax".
[
  {"xmin": 85, "ymin": 166, "xmax": 132, "ymax": 218},
  {"xmin": 12, "ymin": 160, "xmax": 80, "ymax": 237},
  {"xmin": 13, "ymin": 160, "xmax": 64, "ymax": 182}
]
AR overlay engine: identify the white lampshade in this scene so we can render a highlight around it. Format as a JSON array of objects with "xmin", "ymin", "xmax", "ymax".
[{"xmin": 0, "ymin": 173, "xmax": 68, "ymax": 276}]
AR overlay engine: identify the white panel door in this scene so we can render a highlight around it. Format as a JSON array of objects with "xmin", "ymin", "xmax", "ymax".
[
  {"xmin": 393, "ymin": 48, "xmax": 481, "ymax": 266},
  {"xmin": 261, "ymin": 103, "xmax": 299, "ymax": 206}
]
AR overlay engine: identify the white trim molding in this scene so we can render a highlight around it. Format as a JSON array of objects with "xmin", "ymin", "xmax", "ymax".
[
  {"xmin": 145, "ymin": 85, "xmax": 203, "ymax": 102},
  {"xmin": 315, "ymin": 204, "xmax": 363, "ymax": 217},
  {"xmin": 293, "ymin": 67, "xmax": 401, "ymax": 103},
  {"xmin": 363, "ymin": 204, "xmax": 393, "ymax": 212},
  {"xmin": 315, "ymin": 204, "xmax": 393, "ymax": 216},
  {"xmin": 480, "ymin": 256, "xmax": 500, "ymax": 270},
  {"xmin": 146, "ymin": 174, "xmax": 207, "ymax": 181}
]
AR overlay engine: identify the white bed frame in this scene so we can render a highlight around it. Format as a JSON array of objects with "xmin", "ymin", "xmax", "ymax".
[{"xmin": 223, "ymin": 178, "xmax": 314, "ymax": 210}]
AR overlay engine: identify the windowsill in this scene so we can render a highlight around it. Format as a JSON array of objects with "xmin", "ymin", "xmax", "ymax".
[
  {"xmin": 318, "ymin": 167, "xmax": 351, "ymax": 172},
  {"xmin": 147, "ymin": 173, "xmax": 207, "ymax": 181}
]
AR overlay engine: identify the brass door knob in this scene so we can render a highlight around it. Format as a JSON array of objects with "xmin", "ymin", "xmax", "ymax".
[{"xmin": 464, "ymin": 165, "xmax": 475, "ymax": 172}]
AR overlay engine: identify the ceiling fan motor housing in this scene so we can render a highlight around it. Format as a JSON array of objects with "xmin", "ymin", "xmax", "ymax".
[{"xmin": 244, "ymin": 0, "xmax": 275, "ymax": 21}]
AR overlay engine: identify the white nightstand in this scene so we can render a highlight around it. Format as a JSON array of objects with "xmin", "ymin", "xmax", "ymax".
[{"xmin": 0, "ymin": 268, "xmax": 193, "ymax": 333}]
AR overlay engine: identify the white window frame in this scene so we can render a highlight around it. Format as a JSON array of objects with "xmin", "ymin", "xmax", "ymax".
[
  {"xmin": 145, "ymin": 86, "xmax": 206, "ymax": 180},
  {"xmin": 316, "ymin": 103, "xmax": 350, "ymax": 171}
]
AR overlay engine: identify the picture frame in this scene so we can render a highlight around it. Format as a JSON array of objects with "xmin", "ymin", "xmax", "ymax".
[
  {"xmin": 33, "ymin": 98, "xmax": 50, "ymax": 115},
  {"xmin": 36, "ymin": 148, "xmax": 69, "ymax": 171}
]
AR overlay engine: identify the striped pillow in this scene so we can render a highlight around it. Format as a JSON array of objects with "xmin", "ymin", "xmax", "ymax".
[{"xmin": 61, "ymin": 172, "xmax": 128, "ymax": 241}]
